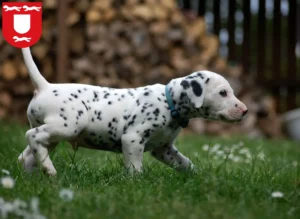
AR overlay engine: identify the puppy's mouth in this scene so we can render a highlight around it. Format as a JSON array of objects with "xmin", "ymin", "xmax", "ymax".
[{"xmin": 219, "ymin": 115, "xmax": 242, "ymax": 123}]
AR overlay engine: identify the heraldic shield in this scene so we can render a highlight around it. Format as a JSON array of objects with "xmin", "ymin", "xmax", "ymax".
[{"xmin": 2, "ymin": 2, "xmax": 42, "ymax": 48}]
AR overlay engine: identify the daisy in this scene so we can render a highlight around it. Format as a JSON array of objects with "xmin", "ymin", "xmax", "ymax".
[
  {"xmin": 59, "ymin": 188, "xmax": 74, "ymax": 201},
  {"xmin": 202, "ymin": 144, "xmax": 209, "ymax": 151},
  {"xmin": 211, "ymin": 144, "xmax": 221, "ymax": 153},
  {"xmin": 1, "ymin": 169, "xmax": 10, "ymax": 175},
  {"xmin": 271, "ymin": 191, "xmax": 284, "ymax": 198},
  {"xmin": 1, "ymin": 176, "xmax": 15, "ymax": 189},
  {"xmin": 292, "ymin": 161, "xmax": 298, "ymax": 167}
]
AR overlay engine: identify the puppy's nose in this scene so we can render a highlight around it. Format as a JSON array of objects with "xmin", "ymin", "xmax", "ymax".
[{"xmin": 242, "ymin": 109, "xmax": 248, "ymax": 116}]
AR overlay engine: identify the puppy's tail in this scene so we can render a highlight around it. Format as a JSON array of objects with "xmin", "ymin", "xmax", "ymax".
[{"xmin": 21, "ymin": 47, "xmax": 49, "ymax": 90}]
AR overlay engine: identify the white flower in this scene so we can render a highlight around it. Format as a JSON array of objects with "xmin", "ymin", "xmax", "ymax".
[
  {"xmin": 1, "ymin": 169, "xmax": 10, "ymax": 175},
  {"xmin": 245, "ymin": 153, "xmax": 252, "ymax": 159},
  {"xmin": 211, "ymin": 144, "xmax": 221, "ymax": 152},
  {"xmin": 232, "ymin": 156, "xmax": 241, "ymax": 163},
  {"xmin": 239, "ymin": 148, "xmax": 250, "ymax": 154},
  {"xmin": 202, "ymin": 144, "xmax": 209, "ymax": 151},
  {"xmin": 216, "ymin": 150, "xmax": 225, "ymax": 156},
  {"xmin": 271, "ymin": 191, "xmax": 284, "ymax": 198},
  {"xmin": 231, "ymin": 144, "xmax": 239, "ymax": 151},
  {"xmin": 257, "ymin": 152, "xmax": 265, "ymax": 160},
  {"xmin": 0, "ymin": 197, "xmax": 46, "ymax": 219},
  {"xmin": 238, "ymin": 141, "xmax": 244, "ymax": 147},
  {"xmin": 223, "ymin": 146, "xmax": 230, "ymax": 153},
  {"xmin": 59, "ymin": 188, "xmax": 74, "ymax": 201},
  {"xmin": 228, "ymin": 154, "xmax": 234, "ymax": 159},
  {"xmin": 12, "ymin": 199, "xmax": 28, "ymax": 217},
  {"xmin": 292, "ymin": 161, "xmax": 298, "ymax": 167},
  {"xmin": 0, "ymin": 201, "xmax": 13, "ymax": 218},
  {"xmin": 1, "ymin": 176, "xmax": 15, "ymax": 189},
  {"xmin": 30, "ymin": 197, "xmax": 40, "ymax": 213}
]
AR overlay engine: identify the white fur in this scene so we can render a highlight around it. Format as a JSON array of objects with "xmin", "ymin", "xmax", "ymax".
[{"xmin": 18, "ymin": 47, "xmax": 247, "ymax": 175}]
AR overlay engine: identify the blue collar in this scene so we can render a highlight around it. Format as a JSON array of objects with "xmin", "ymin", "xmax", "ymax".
[{"xmin": 165, "ymin": 84, "xmax": 189, "ymax": 128}]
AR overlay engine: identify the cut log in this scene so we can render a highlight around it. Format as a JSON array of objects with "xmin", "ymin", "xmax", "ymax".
[
  {"xmin": 1, "ymin": 60, "xmax": 18, "ymax": 81},
  {"xmin": 86, "ymin": 9, "xmax": 102, "ymax": 23},
  {"xmin": 0, "ymin": 92, "xmax": 12, "ymax": 107}
]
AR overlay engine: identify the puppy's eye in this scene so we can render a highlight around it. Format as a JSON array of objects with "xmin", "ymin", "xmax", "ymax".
[{"xmin": 219, "ymin": 90, "xmax": 227, "ymax": 97}]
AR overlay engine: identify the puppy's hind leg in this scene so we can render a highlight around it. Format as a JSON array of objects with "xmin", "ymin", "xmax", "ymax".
[
  {"xmin": 18, "ymin": 145, "xmax": 37, "ymax": 173},
  {"xmin": 18, "ymin": 145, "xmax": 31, "ymax": 163},
  {"xmin": 26, "ymin": 120, "xmax": 80, "ymax": 176},
  {"xmin": 19, "ymin": 122, "xmax": 35, "ymax": 163},
  {"xmin": 19, "ymin": 143, "xmax": 57, "ymax": 173}
]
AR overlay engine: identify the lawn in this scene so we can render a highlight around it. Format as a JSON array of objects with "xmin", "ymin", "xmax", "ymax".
[{"xmin": 0, "ymin": 122, "xmax": 299, "ymax": 219}]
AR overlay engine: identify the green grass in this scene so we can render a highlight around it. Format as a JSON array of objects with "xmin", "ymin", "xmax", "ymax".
[{"xmin": 0, "ymin": 122, "xmax": 300, "ymax": 219}]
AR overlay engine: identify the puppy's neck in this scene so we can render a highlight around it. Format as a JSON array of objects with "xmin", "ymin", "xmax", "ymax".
[{"xmin": 167, "ymin": 79, "xmax": 205, "ymax": 120}]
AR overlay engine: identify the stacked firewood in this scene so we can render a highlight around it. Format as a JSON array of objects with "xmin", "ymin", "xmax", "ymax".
[{"xmin": 0, "ymin": 0, "xmax": 283, "ymax": 138}]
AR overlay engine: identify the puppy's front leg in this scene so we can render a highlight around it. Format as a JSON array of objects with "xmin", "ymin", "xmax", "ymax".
[
  {"xmin": 121, "ymin": 133, "xmax": 144, "ymax": 172},
  {"xmin": 151, "ymin": 145, "xmax": 195, "ymax": 172}
]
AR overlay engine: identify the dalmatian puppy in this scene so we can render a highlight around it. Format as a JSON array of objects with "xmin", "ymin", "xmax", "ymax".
[{"xmin": 18, "ymin": 47, "xmax": 248, "ymax": 176}]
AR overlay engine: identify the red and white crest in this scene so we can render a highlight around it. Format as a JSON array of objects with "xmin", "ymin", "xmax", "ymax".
[{"xmin": 2, "ymin": 2, "xmax": 42, "ymax": 48}]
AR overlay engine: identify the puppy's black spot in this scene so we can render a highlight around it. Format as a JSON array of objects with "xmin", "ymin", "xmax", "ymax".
[
  {"xmin": 180, "ymin": 92, "xmax": 186, "ymax": 100},
  {"xmin": 71, "ymin": 93, "xmax": 78, "ymax": 99},
  {"xmin": 153, "ymin": 108, "xmax": 160, "ymax": 116},
  {"xmin": 144, "ymin": 92, "xmax": 149, "ymax": 96},
  {"xmin": 94, "ymin": 91, "xmax": 98, "ymax": 99},
  {"xmin": 64, "ymin": 123, "xmax": 68, "ymax": 127},
  {"xmin": 205, "ymin": 78, "xmax": 210, "ymax": 84},
  {"xmin": 191, "ymin": 80, "xmax": 202, "ymax": 97},
  {"xmin": 197, "ymin": 72, "xmax": 204, "ymax": 79},
  {"xmin": 81, "ymin": 101, "xmax": 88, "ymax": 111},
  {"xmin": 180, "ymin": 80, "xmax": 190, "ymax": 89}
]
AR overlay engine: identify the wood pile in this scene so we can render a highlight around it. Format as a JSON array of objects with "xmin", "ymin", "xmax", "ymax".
[{"xmin": 0, "ymin": 0, "xmax": 283, "ymax": 138}]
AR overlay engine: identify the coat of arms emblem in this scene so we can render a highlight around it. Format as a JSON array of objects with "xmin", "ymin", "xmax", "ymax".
[{"xmin": 2, "ymin": 2, "xmax": 42, "ymax": 48}]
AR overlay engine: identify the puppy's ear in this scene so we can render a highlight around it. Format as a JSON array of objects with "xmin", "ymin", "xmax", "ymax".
[{"xmin": 180, "ymin": 72, "xmax": 209, "ymax": 108}]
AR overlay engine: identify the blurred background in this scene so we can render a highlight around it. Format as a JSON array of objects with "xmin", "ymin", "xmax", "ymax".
[{"xmin": 0, "ymin": 0, "xmax": 299, "ymax": 140}]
